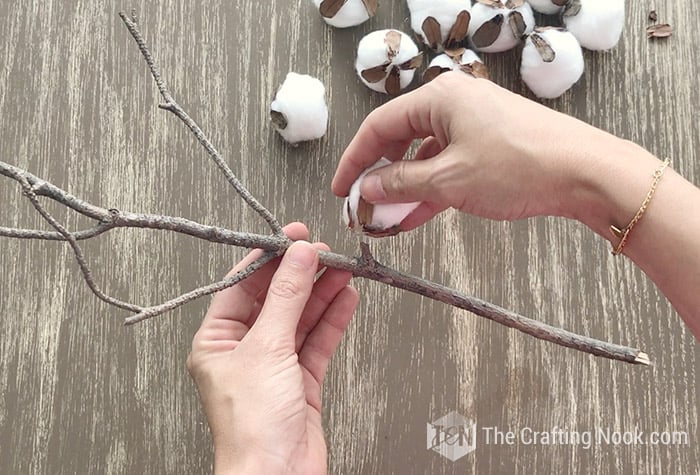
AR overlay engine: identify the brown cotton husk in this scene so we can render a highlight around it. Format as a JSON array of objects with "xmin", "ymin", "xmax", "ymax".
[
  {"xmin": 530, "ymin": 33, "xmax": 556, "ymax": 62},
  {"xmin": 319, "ymin": 0, "xmax": 347, "ymax": 18},
  {"xmin": 472, "ymin": 14, "xmax": 504, "ymax": 48},
  {"xmin": 361, "ymin": 0, "xmax": 378, "ymax": 16},
  {"xmin": 647, "ymin": 23, "xmax": 673, "ymax": 39}
]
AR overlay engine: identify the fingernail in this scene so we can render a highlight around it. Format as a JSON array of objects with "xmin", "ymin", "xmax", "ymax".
[
  {"xmin": 361, "ymin": 174, "xmax": 387, "ymax": 203},
  {"xmin": 286, "ymin": 241, "xmax": 316, "ymax": 269}
]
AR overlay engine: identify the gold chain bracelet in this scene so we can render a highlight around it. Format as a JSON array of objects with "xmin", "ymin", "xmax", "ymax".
[{"xmin": 610, "ymin": 158, "xmax": 671, "ymax": 256}]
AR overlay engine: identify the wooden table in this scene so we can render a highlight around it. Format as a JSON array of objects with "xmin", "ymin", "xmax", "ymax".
[{"xmin": 0, "ymin": 1, "xmax": 697, "ymax": 473}]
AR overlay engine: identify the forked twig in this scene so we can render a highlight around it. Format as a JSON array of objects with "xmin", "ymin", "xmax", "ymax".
[{"xmin": 119, "ymin": 11, "xmax": 284, "ymax": 236}]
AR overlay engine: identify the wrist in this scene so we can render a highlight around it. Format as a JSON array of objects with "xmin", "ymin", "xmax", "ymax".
[
  {"xmin": 214, "ymin": 445, "xmax": 287, "ymax": 475},
  {"xmin": 559, "ymin": 132, "xmax": 662, "ymax": 240}
]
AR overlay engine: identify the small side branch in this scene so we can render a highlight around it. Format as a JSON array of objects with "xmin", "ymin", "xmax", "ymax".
[
  {"xmin": 4, "ymin": 167, "xmax": 142, "ymax": 314},
  {"xmin": 118, "ymin": 12, "xmax": 284, "ymax": 236},
  {"xmin": 125, "ymin": 251, "xmax": 276, "ymax": 325}
]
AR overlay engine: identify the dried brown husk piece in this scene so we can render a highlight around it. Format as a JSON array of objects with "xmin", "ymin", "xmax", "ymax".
[
  {"xmin": 348, "ymin": 197, "xmax": 402, "ymax": 237},
  {"xmin": 385, "ymin": 66, "xmax": 402, "ymax": 95},
  {"xmin": 361, "ymin": 63, "xmax": 391, "ymax": 83},
  {"xmin": 319, "ymin": 0, "xmax": 347, "ymax": 18},
  {"xmin": 461, "ymin": 61, "xmax": 490, "ymax": 80},
  {"xmin": 530, "ymin": 33, "xmax": 555, "ymax": 62},
  {"xmin": 423, "ymin": 66, "xmax": 452, "ymax": 83},
  {"xmin": 471, "ymin": 14, "xmax": 504, "ymax": 49},
  {"xmin": 361, "ymin": 0, "xmax": 378, "ymax": 17},
  {"xmin": 552, "ymin": 0, "xmax": 568, "ymax": 5},
  {"xmin": 385, "ymin": 30, "xmax": 402, "ymax": 59},
  {"xmin": 399, "ymin": 53, "xmax": 424, "ymax": 70},
  {"xmin": 646, "ymin": 23, "xmax": 673, "ymax": 39},
  {"xmin": 363, "ymin": 224, "xmax": 402, "ymax": 238},
  {"xmin": 270, "ymin": 110, "xmax": 288, "ymax": 130},
  {"xmin": 508, "ymin": 11, "xmax": 526, "ymax": 39},
  {"xmin": 562, "ymin": 0, "xmax": 581, "ymax": 17},
  {"xmin": 445, "ymin": 10, "xmax": 471, "ymax": 49},
  {"xmin": 356, "ymin": 197, "xmax": 374, "ymax": 228},
  {"xmin": 505, "ymin": 0, "xmax": 525, "ymax": 9},
  {"xmin": 320, "ymin": 0, "xmax": 378, "ymax": 18},
  {"xmin": 476, "ymin": 0, "xmax": 503, "ymax": 7},
  {"xmin": 422, "ymin": 16, "xmax": 443, "ymax": 50}
]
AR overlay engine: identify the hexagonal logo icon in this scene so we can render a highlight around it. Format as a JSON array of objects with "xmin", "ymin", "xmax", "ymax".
[{"xmin": 427, "ymin": 411, "xmax": 477, "ymax": 462}]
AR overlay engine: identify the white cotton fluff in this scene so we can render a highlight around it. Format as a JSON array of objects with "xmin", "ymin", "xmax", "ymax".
[
  {"xmin": 429, "ymin": 49, "xmax": 480, "ymax": 70},
  {"xmin": 311, "ymin": 0, "xmax": 372, "ymax": 28},
  {"xmin": 407, "ymin": 0, "xmax": 472, "ymax": 52},
  {"xmin": 563, "ymin": 0, "xmax": 625, "ymax": 51},
  {"xmin": 520, "ymin": 29, "xmax": 584, "ymax": 99},
  {"xmin": 527, "ymin": 0, "xmax": 565, "ymax": 15},
  {"xmin": 468, "ymin": 0, "xmax": 535, "ymax": 53},
  {"xmin": 355, "ymin": 30, "xmax": 421, "ymax": 95},
  {"xmin": 270, "ymin": 73, "xmax": 328, "ymax": 144},
  {"xmin": 343, "ymin": 158, "xmax": 421, "ymax": 237},
  {"xmin": 424, "ymin": 49, "xmax": 487, "ymax": 82}
]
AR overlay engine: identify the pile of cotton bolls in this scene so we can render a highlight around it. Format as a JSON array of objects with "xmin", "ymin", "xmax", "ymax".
[
  {"xmin": 311, "ymin": 0, "xmax": 624, "ymax": 100},
  {"xmin": 272, "ymin": 0, "xmax": 624, "ymax": 145}
]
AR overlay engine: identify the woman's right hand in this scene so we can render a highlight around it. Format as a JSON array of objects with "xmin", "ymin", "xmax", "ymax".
[{"xmin": 332, "ymin": 72, "xmax": 629, "ymax": 230}]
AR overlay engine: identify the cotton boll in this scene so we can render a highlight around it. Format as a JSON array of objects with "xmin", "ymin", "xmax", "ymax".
[
  {"xmin": 468, "ymin": 0, "xmax": 535, "ymax": 53},
  {"xmin": 407, "ymin": 0, "xmax": 472, "ymax": 52},
  {"xmin": 423, "ymin": 48, "xmax": 489, "ymax": 82},
  {"xmin": 520, "ymin": 28, "xmax": 584, "ymax": 99},
  {"xmin": 270, "ymin": 73, "xmax": 328, "ymax": 144},
  {"xmin": 355, "ymin": 30, "xmax": 423, "ymax": 95},
  {"xmin": 343, "ymin": 158, "xmax": 421, "ymax": 237},
  {"xmin": 311, "ymin": 0, "xmax": 376, "ymax": 28},
  {"xmin": 527, "ymin": 0, "xmax": 566, "ymax": 15},
  {"xmin": 562, "ymin": 0, "xmax": 625, "ymax": 51}
]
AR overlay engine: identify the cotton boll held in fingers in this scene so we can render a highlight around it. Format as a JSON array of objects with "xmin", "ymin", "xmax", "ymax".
[
  {"xmin": 563, "ymin": 0, "xmax": 625, "ymax": 51},
  {"xmin": 468, "ymin": 0, "xmax": 535, "ymax": 53},
  {"xmin": 356, "ymin": 30, "xmax": 423, "ymax": 95},
  {"xmin": 311, "ymin": 0, "xmax": 377, "ymax": 28},
  {"xmin": 423, "ymin": 48, "xmax": 490, "ymax": 82},
  {"xmin": 343, "ymin": 158, "xmax": 421, "ymax": 237},
  {"xmin": 526, "ymin": 0, "xmax": 567, "ymax": 15},
  {"xmin": 270, "ymin": 73, "xmax": 328, "ymax": 145},
  {"xmin": 407, "ymin": 0, "xmax": 472, "ymax": 52},
  {"xmin": 520, "ymin": 28, "xmax": 584, "ymax": 99}
]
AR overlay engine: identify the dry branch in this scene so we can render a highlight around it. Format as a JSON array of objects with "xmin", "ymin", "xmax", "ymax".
[{"xmin": 0, "ymin": 12, "xmax": 652, "ymax": 366}]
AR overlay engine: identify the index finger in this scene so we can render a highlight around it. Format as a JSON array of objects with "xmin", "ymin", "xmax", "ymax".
[{"xmin": 331, "ymin": 83, "xmax": 446, "ymax": 197}]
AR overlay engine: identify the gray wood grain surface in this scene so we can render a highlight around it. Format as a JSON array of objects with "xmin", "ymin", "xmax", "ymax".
[{"xmin": 0, "ymin": 1, "xmax": 697, "ymax": 474}]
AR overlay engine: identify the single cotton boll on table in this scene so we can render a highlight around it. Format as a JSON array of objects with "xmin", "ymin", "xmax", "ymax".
[
  {"xmin": 526, "ymin": 0, "xmax": 567, "ymax": 15},
  {"xmin": 343, "ymin": 158, "xmax": 421, "ymax": 237},
  {"xmin": 311, "ymin": 0, "xmax": 377, "ymax": 28},
  {"xmin": 423, "ymin": 48, "xmax": 489, "ymax": 82},
  {"xmin": 563, "ymin": 0, "xmax": 625, "ymax": 50},
  {"xmin": 520, "ymin": 28, "xmax": 584, "ymax": 99},
  {"xmin": 355, "ymin": 30, "xmax": 423, "ymax": 95},
  {"xmin": 270, "ymin": 73, "xmax": 328, "ymax": 145},
  {"xmin": 468, "ymin": 0, "xmax": 535, "ymax": 53},
  {"xmin": 407, "ymin": 0, "xmax": 472, "ymax": 52}
]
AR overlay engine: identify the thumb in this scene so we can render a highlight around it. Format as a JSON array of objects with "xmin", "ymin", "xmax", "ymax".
[
  {"xmin": 251, "ymin": 241, "xmax": 319, "ymax": 344},
  {"xmin": 359, "ymin": 152, "xmax": 452, "ymax": 205}
]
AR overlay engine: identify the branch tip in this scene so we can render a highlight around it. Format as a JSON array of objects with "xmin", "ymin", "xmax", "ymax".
[{"xmin": 634, "ymin": 351, "xmax": 651, "ymax": 366}]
